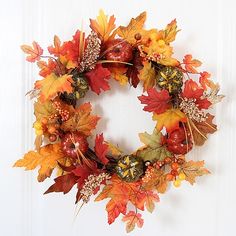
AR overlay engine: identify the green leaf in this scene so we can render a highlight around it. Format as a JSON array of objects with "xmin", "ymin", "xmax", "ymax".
[{"xmin": 137, "ymin": 129, "xmax": 172, "ymax": 162}]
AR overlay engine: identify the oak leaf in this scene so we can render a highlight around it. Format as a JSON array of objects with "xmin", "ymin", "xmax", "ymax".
[
  {"xmin": 179, "ymin": 160, "xmax": 210, "ymax": 185},
  {"xmin": 14, "ymin": 143, "xmax": 64, "ymax": 182},
  {"xmin": 34, "ymin": 73, "xmax": 73, "ymax": 102},
  {"xmin": 188, "ymin": 114, "xmax": 217, "ymax": 146},
  {"xmin": 137, "ymin": 129, "xmax": 171, "ymax": 162},
  {"xmin": 153, "ymin": 108, "xmax": 187, "ymax": 133},
  {"xmin": 122, "ymin": 211, "xmax": 144, "ymax": 233},
  {"xmin": 139, "ymin": 61, "xmax": 156, "ymax": 91},
  {"xmin": 61, "ymin": 103, "xmax": 100, "ymax": 136},
  {"xmin": 138, "ymin": 88, "xmax": 171, "ymax": 114},
  {"xmin": 21, "ymin": 41, "xmax": 43, "ymax": 62},
  {"xmin": 183, "ymin": 54, "xmax": 202, "ymax": 74},
  {"xmin": 95, "ymin": 134, "xmax": 109, "ymax": 165},
  {"xmin": 85, "ymin": 64, "xmax": 111, "ymax": 95},
  {"xmin": 116, "ymin": 12, "xmax": 146, "ymax": 45},
  {"xmin": 90, "ymin": 9, "xmax": 116, "ymax": 42}
]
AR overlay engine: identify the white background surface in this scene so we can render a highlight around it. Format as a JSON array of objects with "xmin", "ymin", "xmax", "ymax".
[{"xmin": 0, "ymin": 0, "xmax": 235, "ymax": 235}]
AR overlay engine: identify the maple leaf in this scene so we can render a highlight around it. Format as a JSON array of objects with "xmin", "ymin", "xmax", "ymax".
[
  {"xmin": 95, "ymin": 134, "xmax": 109, "ymax": 165},
  {"xmin": 85, "ymin": 64, "xmax": 111, "ymax": 95},
  {"xmin": 153, "ymin": 108, "xmax": 187, "ymax": 133},
  {"xmin": 139, "ymin": 61, "xmax": 156, "ymax": 91},
  {"xmin": 95, "ymin": 175, "xmax": 159, "ymax": 224},
  {"xmin": 183, "ymin": 54, "xmax": 202, "ymax": 74},
  {"xmin": 188, "ymin": 114, "xmax": 217, "ymax": 146},
  {"xmin": 34, "ymin": 99, "xmax": 56, "ymax": 121},
  {"xmin": 21, "ymin": 41, "xmax": 43, "ymax": 62},
  {"xmin": 106, "ymin": 142, "xmax": 123, "ymax": 156},
  {"xmin": 142, "ymin": 168, "xmax": 168, "ymax": 194},
  {"xmin": 44, "ymin": 173, "xmax": 78, "ymax": 194},
  {"xmin": 109, "ymin": 66, "xmax": 128, "ymax": 85},
  {"xmin": 35, "ymin": 73, "xmax": 73, "ymax": 102},
  {"xmin": 90, "ymin": 9, "xmax": 116, "ymax": 42},
  {"xmin": 179, "ymin": 160, "xmax": 210, "ymax": 185},
  {"xmin": 137, "ymin": 129, "xmax": 171, "ymax": 162},
  {"xmin": 48, "ymin": 35, "xmax": 64, "ymax": 56},
  {"xmin": 14, "ymin": 143, "xmax": 64, "ymax": 182},
  {"xmin": 116, "ymin": 11, "xmax": 147, "ymax": 45},
  {"xmin": 122, "ymin": 211, "xmax": 144, "ymax": 233},
  {"xmin": 138, "ymin": 88, "xmax": 171, "ymax": 114},
  {"xmin": 61, "ymin": 103, "xmax": 100, "ymax": 136},
  {"xmin": 37, "ymin": 59, "xmax": 57, "ymax": 78},
  {"xmin": 163, "ymin": 19, "xmax": 180, "ymax": 44}
]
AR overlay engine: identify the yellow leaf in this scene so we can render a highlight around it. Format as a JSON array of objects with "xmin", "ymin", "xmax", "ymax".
[
  {"xmin": 106, "ymin": 142, "xmax": 123, "ymax": 156},
  {"xmin": 34, "ymin": 73, "xmax": 73, "ymax": 102},
  {"xmin": 116, "ymin": 11, "xmax": 146, "ymax": 45},
  {"xmin": 90, "ymin": 9, "xmax": 116, "ymax": 42},
  {"xmin": 14, "ymin": 143, "xmax": 64, "ymax": 182},
  {"xmin": 61, "ymin": 103, "xmax": 100, "ymax": 136},
  {"xmin": 139, "ymin": 61, "xmax": 156, "ymax": 91},
  {"xmin": 153, "ymin": 109, "xmax": 187, "ymax": 133},
  {"xmin": 110, "ymin": 67, "xmax": 128, "ymax": 85},
  {"xmin": 162, "ymin": 19, "xmax": 180, "ymax": 44}
]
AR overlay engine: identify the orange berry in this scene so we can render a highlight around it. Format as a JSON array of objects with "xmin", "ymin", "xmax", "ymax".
[
  {"xmin": 171, "ymin": 169, "xmax": 178, "ymax": 176},
  {"xmin": 171, "ymin": 162, "xmax": 179, "ymax": 170},
  {"xmin": 166, "ymin": 174, "xmax": 174, "ymax": 181},
  {"xmin": 41, "ymin": 117, "xmax": 48, "ymax": 125},
  {"xmin": 48, "ymin": 126, "xmax": 56, "ymax": 134},
  {"xmin": 164, "ymin": 157, "xmax": 172, "ymax": 164}
]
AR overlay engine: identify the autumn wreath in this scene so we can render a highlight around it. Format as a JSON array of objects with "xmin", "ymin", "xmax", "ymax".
[{"xmin": 14, "ymin": 11, "xmax": 224, "ymax": 232}]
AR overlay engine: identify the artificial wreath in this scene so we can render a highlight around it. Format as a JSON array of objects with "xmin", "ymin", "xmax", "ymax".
[{"xmin": 14, "ymin": 10, "xmax": 224, "ymax": 232}]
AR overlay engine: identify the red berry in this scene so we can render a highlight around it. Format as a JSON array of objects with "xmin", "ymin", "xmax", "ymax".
[
  {"xmin": 171, "ymin": 170, "xmax": 178, "ymax": 176},
  {"xmin": 61, "ymin": 132, "xmax": 88, "ymax": 158},
  {"xmin": 164, "ymin": 157, "xmax": 172, "ymax": 164},
  {"xmin": 166, "ymin": 127, "xmax": 193, "ymax": 155},
  {"xmin": 105, "ymin": 39, "xmax": 133, "ymax": 62},
  {"xmin": 49, "ymin": 134, "xmax": 57, "ymax": 142}
]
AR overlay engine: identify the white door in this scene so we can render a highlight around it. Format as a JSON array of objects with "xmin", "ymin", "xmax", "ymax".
[{"xmin": 1, "ymin": 0, "xmax": 235, "ymax": 236}]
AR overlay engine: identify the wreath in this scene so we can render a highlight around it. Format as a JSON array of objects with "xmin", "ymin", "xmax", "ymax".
[{"xmin": 14, "ymin": 10, "xmax": 224, "ymax": 232}]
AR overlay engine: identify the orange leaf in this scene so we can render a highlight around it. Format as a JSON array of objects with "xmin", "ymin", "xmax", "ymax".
[
  {"xmin": 153, "ymin": 109, "xmax": 187, "ymax": 133},
  {"xmin": 37, "ymin": 59, "xmax": 57, "ymax": 77},
  {"xmin": 14, "ymin": 143, "xmax": 64, "ymax": 182},
  {"xmin": 122, "ymin": 211, "xmax": 144, "ymax": 233},
  {"xmin": 90, "ymin": 9, "xmax": 116, "ymax": 42},
  {"xmin": 21, "ymin": 41, "xmax": 43, "ymax": 62},
  {"xmin": 183, "ymin": 54, "xmax": 202, "ymax": 73},
  {"xmin": 139, "ymin": 61, "xmax": 156, "ymax": 91},
  {"xmin": 116, "ymin": 11, "xmax": 146, "ymax": 45},
  {"xmin": 34, "ymin": 73, "xmax": 73, "ymax": 102},
  {"xmin": 163, "ymin": 19, "xmax": 180, "ymax": 44},
  {"xmin": 48, "ymin": 35, "xmax": 63, "ymax": 56},
  {"xmin": 110, "ymin": 66, "xmax": 128, "ymax": 85},
  {"xmin": 61, "ymin": 103, "xmax": 100, "ymax": 136}
]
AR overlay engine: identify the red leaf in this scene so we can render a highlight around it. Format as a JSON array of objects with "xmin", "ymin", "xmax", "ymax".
[
  {"xmin": 138, "ymin": 88, "xmax": 171, "ymax": 114},
  {"xmin": 21, "ymin": 41, "xmax": 43, "ymax": 62},
  {"xmin": 44, "ymin": 173, "xmax": 78, "ymax": 194},
  {"xmin": 95, "ymin": 134, "xmax": 109, "ymax": 165},
  {"xmin": 183, "ymin": 54, "xmax": 202, "ymax": 73},
  {"xmin": 85, "ymin": 64, "xmax": 111, "ymax": 95},
  {"xmin": 72, "ymin": 162, "xmax": 97, "ymax": 189}
]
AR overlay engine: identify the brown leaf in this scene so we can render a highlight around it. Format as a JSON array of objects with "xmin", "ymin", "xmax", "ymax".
[{"xmin": 188, "ymin": 114, "xmax": 217, "ymax": 146}]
